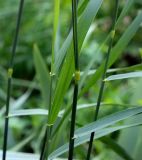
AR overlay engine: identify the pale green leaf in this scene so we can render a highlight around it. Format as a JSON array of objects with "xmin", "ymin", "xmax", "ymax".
[
  {"xmin": 75, "ymin": 107, "xmax": 142, "ymax": 138},
  {"xmin": 49, "ymin": 120, "xmax": 142, "ymax": 159},
  {"xmin": 105, "ymin": 71, "xmax": 142, "ymax": 81},
  {"xmin": 8, "ymin": 109, "xmax": 49, "ymax": 117}
]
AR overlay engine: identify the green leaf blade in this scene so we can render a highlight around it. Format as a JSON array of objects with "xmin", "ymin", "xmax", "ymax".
[
  {"xmin": 105, "ymin": 71, "xmax": 142, "ymax": 81},
  {"xmin": 49, "ymin": 0, "xmax": 104, "ymax": 124},
  {"xmin": 80, "ymin": 11, "xmax": 142, "ymax": 95},
  {"xmin": 33, "ymin": 44, "xmax": 50, "ymax": 109}
]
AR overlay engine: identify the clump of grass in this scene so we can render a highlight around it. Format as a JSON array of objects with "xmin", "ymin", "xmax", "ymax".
[
  {"xmin": 2, "ymin": 0, "xmax": 24, "ymax": 160},
  {"xmin": 86, "ymin": 0, "xmax": 119, "ymax": 159},
  {"xmin": 1, "ymin": 0, "xmax": 142, "ymax": 160}
]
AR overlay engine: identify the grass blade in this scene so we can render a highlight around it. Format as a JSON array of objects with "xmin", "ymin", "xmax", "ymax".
[
  {"xmin": 49, "ymin": 0, "xmax": 104, "ymax": 125},
  {"xmin": 78, "ymin": 0, "xmax": 134, "ymax": 89},
  {"xmin": 8, "ymin": 109, "xmax": 49, "ymax": 117},
  {"xmin": 55, "ymin": 0, "xmax": 103, "ymax": 72},
  {"xmin": 51, "ymin": 0, "xmax": 60, "ymax": 73},
  {"xmin": 80, "ymin": 64, "xmax": 142, "ymax": 79},
  {"xmin": 0, "ymin": 89, "xmax": 31, "ymax": 117},
  {"xmin": 33, "ymin": 44, "xmax": 50, "ymax": 109},
  {"xmin": 49, "ymin": 118, "xmax": 142, "ymax": 159},
  {"xmin": 0, "ymin": 151, "xmax": 39, "ymax": 160},
  {"xmin": 80, "ymin": 11, "xmax": 142, "ymax": 96},
  {"xmin": 51, "ymin": 103, "xmax": 136, "ymax": 138},
  {"xmin": 105, "ymin": 71, "xmax": 142, "ymax": 81},
  {"xmin": 75, "ymin": 107, "xmax": 142, "ymax": 138}
]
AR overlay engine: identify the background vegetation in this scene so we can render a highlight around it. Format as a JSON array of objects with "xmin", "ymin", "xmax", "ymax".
[{"xmin": 0, "ymin": 0, "xmax": 142, "ymax": 159}]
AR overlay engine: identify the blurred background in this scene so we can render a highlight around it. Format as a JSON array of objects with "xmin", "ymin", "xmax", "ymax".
[{"xmin": 0, "ymin": 0, "xmax": 142, "ymax": 159}]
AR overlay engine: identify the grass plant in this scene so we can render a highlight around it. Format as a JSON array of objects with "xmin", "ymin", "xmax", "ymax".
[{"xmin": 0, "ymin": 0, "xmax": 142, "ymax": 160}]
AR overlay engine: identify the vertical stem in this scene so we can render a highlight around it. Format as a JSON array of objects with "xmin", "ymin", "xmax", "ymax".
[
  {"xmin": 86, "ymin": 1, "xmax": 119, "ymax": 160},
  {"xmin": 68, "ymin": 84, "xmax": 79, "ymax": 160},
  {"xmin": 39, "ymin": 75, "xmax": 53, "ymax": 160},
  {"xmin": 39, "ymin": 127, "xmax": 48, "ymax": 160},
  {"xmin": 2, "ymin": 1, "xmax": 24, "ymax": 160},
  {"xmin": 39, "ymin": 125, "xmax": 51, "ymax": 160},
  {"xmin": 51, "ymin": 0, "xmax": 60, "ymax": 74},
  {"xmin": 39, "ymin": 0, "xmax": 60, "ymax": 159},
  {"xmin": 68, "ymin": 0, "xmax": 79, "ymax": 159}
]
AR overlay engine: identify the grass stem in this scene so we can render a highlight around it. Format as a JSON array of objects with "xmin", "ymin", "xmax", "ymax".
[
  {"xmin": 68, "ymin": 0, "xmax": 79, "ymax": 159},
  {"xmin": 39, "ymin": 0, "xmax": 59, "ymax": 158},
  {"xmin": 39, "ymin": 125, "xmax": 51, "ymax": 160},
  {"xmin": 39, "ymin": 73, "xmax": 53, "ymax": 160},
  {"xmin": 86, "ymin": 0, "xmax": 119, "ymax": 159},
  {"xmin": 2, "ymin": 1, "xmax": 24, "ymax": 160}
]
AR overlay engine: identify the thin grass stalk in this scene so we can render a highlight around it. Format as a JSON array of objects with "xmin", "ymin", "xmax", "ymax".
[
  {"xmin": 39, "ymin": 127, "xmax": 48, "ymax": 160},
  {"xmin": 39, "ymin": 125, "xmax": 51, "ymax": 160},
  {"xmin": 2, "ymin": 1, "xmax": 24, "ymax": 160},
  {"xmin": 39, "ymin": 74, "xmax": 53, "ymax": 160},
  {"xmin": 39, "ymin": 73, "xmax": 53, "ymax": 160},
  {"xmin": 86, "ymin": 1, "xmax": 119, "ymax": 159},
  {"xmin": 39, "ymin": 67, "xmax": 53, "ymax": 160},
  {"xmin": 68, "ymin": 0, "xmax": 80, "ymax": 159},
  {"xmin": 39, "ymin": 0, "xmax": 60, "ymax": 159}
]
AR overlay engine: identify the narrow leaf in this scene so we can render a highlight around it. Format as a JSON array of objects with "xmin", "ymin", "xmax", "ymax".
[
  {"xmin": 49, "ymin": 0, "xmax": 104, "ymax": 124},
  {"xmin": 33, "ymin": 44, "xmax": 50, "ymax": 109},
  {"xmin": 79, "ymin": 0, "xmax": 135, "ymax": 89},
  {"xmin": 51, "ymin": 0, "xmax": 60, "ymax": 72},
  {"xmin": 0, "ymin": 151, "xmax": 39, "ymax": 160},
  {"xmin": 8, "ymin": 109, "xmax": 49, "ymax": 117},
  {"xmin": 105, "ymin": 71, "xmax": 142, "ymax": 81},
  {"xmin": 80, "ymin": 11, "xmax": 142, "ymax": 95},
  {"xmin": 49, "ymin": 121, "xmax": 142, "ymax": 159},
  {"xmin": 75, "ymin": 107, "xmax": 142, "ymax": 138}
]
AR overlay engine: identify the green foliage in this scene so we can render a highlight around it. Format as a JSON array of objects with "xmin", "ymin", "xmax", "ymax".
[{"xmin": 0, "ymin": 0, "xmax": 142, "ymax": 160}]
